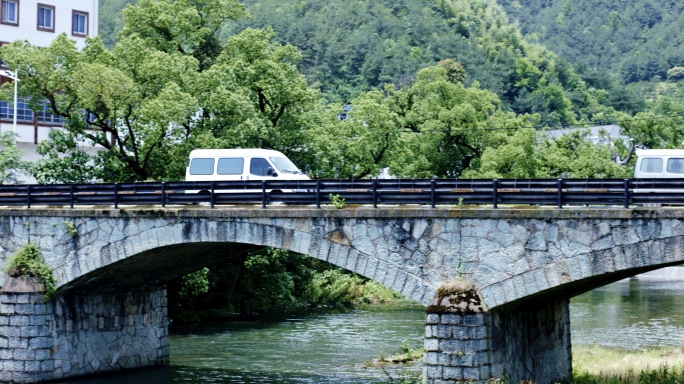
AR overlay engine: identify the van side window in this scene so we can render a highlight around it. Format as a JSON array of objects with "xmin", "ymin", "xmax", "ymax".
[
  {"xmin": 250, "ymin": 158, "xmax": 271, "ymax": 176},
  {"xmin": 217, "ymin": 158, "xmax": 244, "ymax": 175},
  {"xmin": 640, "ymin": 158, "xmax": 663, "ymax": 173},
  {"xmin": 667, "ymin": 158, "xmax": 684, "ymax": 174},
  {"xmin": 189, "ymin": 158, "xmax": 215, "ymax": 175}
]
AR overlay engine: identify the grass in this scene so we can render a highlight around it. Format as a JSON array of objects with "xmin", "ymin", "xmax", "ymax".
[{"xmin": 572, "ymin": 344, "xmax": 684, "ymax": 383}]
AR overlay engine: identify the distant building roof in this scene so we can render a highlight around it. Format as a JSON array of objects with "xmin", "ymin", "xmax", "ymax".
[{"xmin": 543, "ymin": 125, "xmax": 628, "ymax": 145}]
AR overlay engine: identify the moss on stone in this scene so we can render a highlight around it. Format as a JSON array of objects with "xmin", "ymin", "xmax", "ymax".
[{"xmin": 427, "ymin": 279, "xmax": 487, "ymax": 314}]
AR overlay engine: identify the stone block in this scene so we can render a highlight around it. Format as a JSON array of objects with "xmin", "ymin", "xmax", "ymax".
[
  {"xmin": 426, "ymin": 313, "xmax": 440, "ymax": 325},
  {"xmin": 23, "ymin": 360, "xmax": 42, "ymax": 372},
  {"xmin": 0, "ymin": 303, "xmax": 15, "ymax": 313},
  {"xmin": 425, "ymin": 325, "xmax": 434, "ymax": 338},
  {"xmin": 34, "ymin": 349, "xmax": 52, "ymax": 360},
  {"xmin": 29, "ymin": 336, "xmax": 49, "ymax": 349},
  {"xmin": 424, "ymin": 338, "xmax": 440, "ymax": 351},
  {"xmin": 424, "ymin": 351, "xmax": 440, "ymax": 365},
  {"xmin": 425, "ymin": 366, "xmax": 443, "ymax": 380},
  {"xmin": 440, "ymin": 339, "xmax": 464, "ymax": 353},
  {"xmin": 463, "ymin": 313, "xmax": 485, "ymax": 326},
  {"xmin": 435, "ymin": 325, "xmax": 453, "ymax": 338},
  {"xmin": 0, "ymin": 348, "xmax": 12, "ymax": 359},
  {"xmin": 463, "ymin": 367, "xmax": 482, "ymax": 380},
  {"xmin": 441, "ymin": 314, "xmax": 461, "ymax": 325},
  {"xmin": 8, "ymin": 337, "xmax": 28, "ymax": 349},
  {"xmin": 443, "ymin": 366, "xmax": 463, "ymax": 380},
  {"xmin": 41, "ymin": 359, "xmax": 55, "ymax": 372}
]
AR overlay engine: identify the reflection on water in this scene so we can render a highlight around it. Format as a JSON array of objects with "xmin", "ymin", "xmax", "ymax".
[{"xmin": 571, "ymin": 278, "xmax": 684, "ymax": 349}]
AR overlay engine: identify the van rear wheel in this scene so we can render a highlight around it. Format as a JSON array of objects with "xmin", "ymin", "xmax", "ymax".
[{"xmin": 269, "ymin": 190, "xmax": 284, "ymax": 204}]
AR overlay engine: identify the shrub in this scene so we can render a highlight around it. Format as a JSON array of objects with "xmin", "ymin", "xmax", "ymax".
[{"xmin": 4, "ymin": 244, "xmax": 56, "ymax": 298}]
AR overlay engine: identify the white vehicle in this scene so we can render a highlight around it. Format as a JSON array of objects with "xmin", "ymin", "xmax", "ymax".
[
  {"xmin": 634, "ymin": 149, "xmax": 684, "ymax": 178},
  {"xmin": 185, "ymin": 148, "xmax": 310, "ymax": 182}
]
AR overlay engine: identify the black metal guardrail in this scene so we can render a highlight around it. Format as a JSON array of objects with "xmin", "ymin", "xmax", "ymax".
[{"xmin": 0, "ymin": 179, "xmax": 683, "ymax": 209}]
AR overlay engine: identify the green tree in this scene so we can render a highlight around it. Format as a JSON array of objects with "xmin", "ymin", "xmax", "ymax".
[
  {"xmin": 385, "ymin": 66, "xmax": 539, "ymax": 178},
  {"xmin": 1, "ymin": 0, "xmax": 324, "ymax": 183},
  {"xmin": 119, "ymin": 0, "xmax": 247, "ymax": 71},
  {"xmin": 0, "ymin": 132, "xmax": 30, "ymax": 184},
  {"xmin": 306, "ymin": 88, "xmax": 402, "ymax": 178}
]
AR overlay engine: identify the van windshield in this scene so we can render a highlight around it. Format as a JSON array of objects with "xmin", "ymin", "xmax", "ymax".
[{"xmin": 270, "ymin": 156, "xmax": 303, "ymax": 174}]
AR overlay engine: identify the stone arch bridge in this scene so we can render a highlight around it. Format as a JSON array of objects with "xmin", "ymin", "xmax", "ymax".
[{"xmin": 1, "ymin": 206, "xmax": 683, "ymax": 383}]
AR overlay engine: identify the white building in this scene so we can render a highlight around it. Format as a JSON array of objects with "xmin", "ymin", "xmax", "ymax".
[
  {"xmin": 1, "ymin": 0, "xmax": 98, "ymax": 50},
  {"xmin": 1, "ymin": 1, "xmax": 99, "ymax": 183}
]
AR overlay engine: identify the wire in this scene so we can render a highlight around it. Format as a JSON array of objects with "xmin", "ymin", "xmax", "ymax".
[{"xmin": 390, "ymin": 113, "xmax": 684, "ymax": 134}]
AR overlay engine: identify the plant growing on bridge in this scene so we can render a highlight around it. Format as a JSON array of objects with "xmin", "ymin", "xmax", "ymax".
[
  {"xmin": 3, "ymin": 244, "xmax": 56, "ymax": 298},
  {"xmin": 63, "ymin": 220, "xmax": 78, "ymax": 237},
  {"xmin": 329, "ymin": 193, "xmax": 346, "ymax": 209}
]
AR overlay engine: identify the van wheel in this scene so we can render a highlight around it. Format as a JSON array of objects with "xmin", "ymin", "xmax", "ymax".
[
  {"xmin": 269, "ymin": 190, "xmax": 283, "ymax": 204},
  {"xmin": 196, "ymin": 190, "xmax": 211, "ymax": 206}
]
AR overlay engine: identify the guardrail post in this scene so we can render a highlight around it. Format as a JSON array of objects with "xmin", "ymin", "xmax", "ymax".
[
  {"xmin": 262, "ymin": 181, "xmax": 267, "ymax": 209},
  {"xmin": 557, "ymin": 179, "xmax": 563, "ymax": 209},
  {"xmin": 210, "ymin": 181, "xmax": 215, "ymax": 209},
  {"xmin": 372, "ymin": 180, "xmax": 378, "ymax": 208},
  {"xmin": 430, "ymin": 179, "xmax": 436, "ymax": 208},
  {"xmin": 492, "ymin": 179, "xmax": 498, "ymax": 209},
  {"xmin": 161, "ymin": 182, "xmax": 166, "ymax": 207},
  {"xmin": 316, "ymin": 180, "xmax": 321, "ymax": 208},
  {"xmin": 26, "ymin": 185, "xmax": 31, "ymax": 208},
  {"xmin": 70, "ymin": 185, "xmax": 74, "ymax": 208},
  {"xmin": 623, "ymin": 179, "xmax": 630, "ymax": 208},
  {"xmin": 114, "ymin": 183, "xmax": 119, "ymax": 209}
]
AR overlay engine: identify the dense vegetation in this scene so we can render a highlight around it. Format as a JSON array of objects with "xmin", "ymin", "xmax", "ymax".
[
  {"xmin": 3, "ymin": 0, "xmax": 684, "ymax": 319},
  {"xmin": 498, "ymin": 0, "xmax": 684, "ymax": 85},
  {"xmin": 168, "ymin": 248, "xmax": 402, "ymax": 323}
]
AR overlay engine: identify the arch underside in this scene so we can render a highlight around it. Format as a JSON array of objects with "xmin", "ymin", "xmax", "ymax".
[{"xmin": 57, "ymin": 242, "xmax": 259, "ymax": 294}]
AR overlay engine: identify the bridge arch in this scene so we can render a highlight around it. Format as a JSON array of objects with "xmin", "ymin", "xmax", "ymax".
[
  {"xmin": 1, "ymin": 209, "xmax": 443, "ymax": 305},
  {"xmin": 4, "ymin": 207, "xmax": 684, "ymax": 383}
]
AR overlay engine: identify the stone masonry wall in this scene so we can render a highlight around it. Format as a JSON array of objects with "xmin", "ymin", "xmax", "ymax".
[
  {"xmin": 0, "ymin": 290, "xmax": 52, "ymax": 383},
  {"xmin": 490, "ymin": 299, "xmax": 572, "ymax": 383},
  {"xmin": 424, "ymin": 312, "xmax": 492, "ymax": 383},
  {"xmin": 0, "ymin": 285, "xmax": 169, "ymax": 383},
  {"xmin": 424, "ymin": 280, "xmax": 571, "ymax": 383}
]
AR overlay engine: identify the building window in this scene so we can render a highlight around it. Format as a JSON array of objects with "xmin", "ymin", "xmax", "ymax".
[
  {"xmin": 0, "ymin": 100, "xmax": 11, "ymax": 120},
  {"xmin": 37, "ymin": 101, "xmax": 63, "ymax": 125},
  {"xmin": 0, "ymin": 97, "xmax": 34, "ymax": 123},
  {"xmin": 37, "ymin": 4, "xmax": 54, "ymax": 32},
  {"xmin": 1, "ymin": 0, "xmax": 19, "ymax": 26},
  {"xmin": 72, "ymin": 10, "xmax": 88, "ymax": 36}
]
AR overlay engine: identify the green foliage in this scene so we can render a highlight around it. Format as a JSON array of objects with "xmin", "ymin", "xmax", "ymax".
[
  {"xmin": 305, "ymin": 269, "xmax": 400, "ymax": 307},
  {"xmin": 3, "ymin": 244, "xmax": 56, "ymax": 298},
  {"xmin": 63, "ymin": 221, "xmax": 77, "ymax": 237},
  {"xmin": 498, "ymin": 0, "xmax": 684, "ymax": 86},
  {"xmin": 0, "ymin": 132, "xmax": 30, "ymax": 184},
  {"xmin": 328, "ymin": 194, "xmax": 346, "ymax": 209},
  {"xmin": 167, "ymin": 248, "xmax": 402, "ymax": 323},
  {"xmin": 98, "ymin": 0, "xmax": 137, "ymax": 48}
]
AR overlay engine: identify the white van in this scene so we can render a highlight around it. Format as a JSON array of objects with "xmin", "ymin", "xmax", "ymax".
[
  {"xmin": 185, "ymin": 149, "xmax": 310, "ymax": 182},
  {"xmin": 634, "ymin": 149, "xmax": 684, "ymax": 178}
]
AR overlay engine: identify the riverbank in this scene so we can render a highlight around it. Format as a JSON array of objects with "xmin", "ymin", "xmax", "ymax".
[{"xmin": 572, "ymin": 345, "xmax": 684, "ymax": 383}]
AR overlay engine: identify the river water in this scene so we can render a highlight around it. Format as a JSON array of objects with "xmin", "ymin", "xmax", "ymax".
[{"xmin": 57, "ymin": 274, "xmax": 684, "ymax": 383}]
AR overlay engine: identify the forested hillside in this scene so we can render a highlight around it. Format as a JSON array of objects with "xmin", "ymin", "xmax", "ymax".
[
  {"xmin": 497, "ymin": 0, "xmax": 684, "ymax": 84},
  {"xmin": 223, "ymin": 0, "xmax": 638, "ymax": 123},
  {"xmin": 99, "ymin": 0, "xmax": 638, "ymax": 125}
]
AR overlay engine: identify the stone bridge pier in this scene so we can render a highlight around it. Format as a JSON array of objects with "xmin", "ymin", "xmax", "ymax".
[
  {"xmin": 423, "ymin": 282, "xmax": 571, "ymax": 383},
  {"xmin": 0, "ymin": 277, "xmax": 168, "ymax": 383}
]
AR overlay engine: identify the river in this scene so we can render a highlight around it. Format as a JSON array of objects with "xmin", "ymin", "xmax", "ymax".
[{"xmin": 56, "ymin": 273, "xmax": 684, "ymax": 383}]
